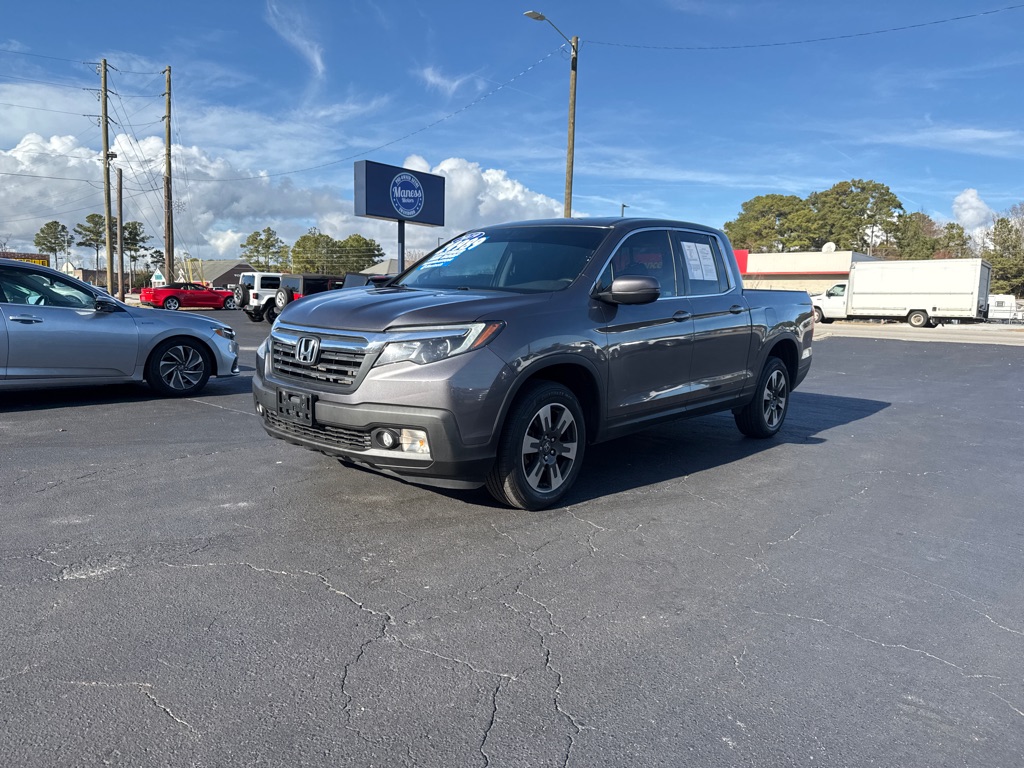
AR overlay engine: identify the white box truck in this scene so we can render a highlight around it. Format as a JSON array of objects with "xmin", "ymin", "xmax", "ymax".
[{"xmin": 810, "ymin": 258, "xmax": 992, "ymax": 328}]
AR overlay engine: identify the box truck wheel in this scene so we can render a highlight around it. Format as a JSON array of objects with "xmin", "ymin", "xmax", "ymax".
[{"xmin": 907, "ymin": 310, "xmax": 929, "ymax": 328}]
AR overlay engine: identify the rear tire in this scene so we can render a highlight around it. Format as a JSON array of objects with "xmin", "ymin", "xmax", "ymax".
[
  {"xmin": 162, "ymin": 297, "xmax": 180, "ymax": 311},
  {"xmin": 265, "ymin": 304, "xmax": 278, "ymax": 323},
  {"xmin": 146, "ymin": 338, "xmax": 212, "ymax": 397},
  {"xmin": 486, "ymin": 382, "xmax": 586, "ymax": 511},
  {"xmin": 735, "ymin": 357, "xmax": 790, "ymax": 438},
  {"xmin": 275, "ymin": 288, "xmax": 294, "ymax": 309},
  {"xmin": 813, "ymin": 307, "xmax": 824, "ymax": 323},
  {"xmin": 908, "ymin": 310, "xmax": 929, "ymax": 328},
  {"xmin": 234, "ymin": 285, "xmax": 249, "ymax": 307}
]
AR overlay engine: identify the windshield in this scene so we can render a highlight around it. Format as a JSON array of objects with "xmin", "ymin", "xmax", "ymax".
[{"xmin": 395, "ymin": 225, "xmax": 610, "ymax": 293}]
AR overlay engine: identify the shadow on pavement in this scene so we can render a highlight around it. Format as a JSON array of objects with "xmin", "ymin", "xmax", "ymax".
[
  {"xmin": 439, "ymin": 391, "xmax": 891, "ymax": 509},
  {"xmin": 0, "ymin": 371, "xmax": 255, "ymax": 411}
]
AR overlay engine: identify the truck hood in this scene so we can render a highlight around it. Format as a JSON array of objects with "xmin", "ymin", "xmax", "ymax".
[{"xmin": 277, "ymin": 286, "xmax": 555, "ymax": 331}]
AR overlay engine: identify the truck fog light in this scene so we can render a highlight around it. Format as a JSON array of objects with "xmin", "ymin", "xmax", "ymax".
[
  {"xmin": 400, "ymin": 429, "xmax": 429, "ymax": 454},
  {"xmin": 372, "ymin": 428, "xmax": 401, "ymax": 450}
]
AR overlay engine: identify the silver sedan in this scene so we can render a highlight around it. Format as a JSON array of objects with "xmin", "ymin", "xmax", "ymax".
[{"xmin": 0, "ymin": 258, "xmax": 239, "ymax": 396}]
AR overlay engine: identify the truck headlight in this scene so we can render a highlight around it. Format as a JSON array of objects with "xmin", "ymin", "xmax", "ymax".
[{"xmin": 374, "ymin": 322, "xmax": 504, "ymax": 367}]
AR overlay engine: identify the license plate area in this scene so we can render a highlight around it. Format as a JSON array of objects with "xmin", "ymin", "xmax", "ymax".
[{"xmin": 277, "ymin": 388, "xmax": 315, "ymax": 426}]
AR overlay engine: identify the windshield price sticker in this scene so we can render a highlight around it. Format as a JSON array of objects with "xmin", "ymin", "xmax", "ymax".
[{"xmin": 419, "ymin": 231, "xmax": 488, "ymax": 270}]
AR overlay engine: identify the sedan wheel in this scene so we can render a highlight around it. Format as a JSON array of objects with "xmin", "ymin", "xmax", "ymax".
[
  {"xmin": 487, "ymin": 381, "xmax": 585, "ymax": 510},
  {"xmin": 163, "ymin": 297, "xmax": 180, "ymax": 311},
  {"xmin": 146, "ymin": 339, "xmax": 212, "ymax": 397},
  {"xmin": 223, "ymin": 296, "xmax": 237, "ymax": 310}
]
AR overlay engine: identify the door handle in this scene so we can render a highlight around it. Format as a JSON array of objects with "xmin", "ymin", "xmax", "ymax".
[
  {"xmin": 9, "ymin": 315, "xmax": 44, "ymax": 324},
  {"xmin": 729, "ymin": 304, "xmax": 746, "ymax": 314},
  {"xmin": 672, "ymin": 310, "xmax": 692, "ymax": 322}
]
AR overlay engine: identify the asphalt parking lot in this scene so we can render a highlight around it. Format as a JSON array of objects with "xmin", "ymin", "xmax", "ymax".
[{"xmin": 2, "ymin": 312, "xmax": 1023, "ymax": 767}]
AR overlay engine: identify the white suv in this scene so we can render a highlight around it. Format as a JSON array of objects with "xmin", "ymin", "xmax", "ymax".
[{"xmin": 234, "ymin": 272, "xmax": 283, "ymax": 323}]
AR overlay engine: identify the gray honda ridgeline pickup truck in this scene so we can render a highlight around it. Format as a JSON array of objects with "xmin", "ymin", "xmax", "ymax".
[{"xmin": 253, "ymin": 218, "xmax": 813, "ymax": 510}]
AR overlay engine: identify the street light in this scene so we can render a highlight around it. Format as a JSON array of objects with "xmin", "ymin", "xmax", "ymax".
[
  {"xmin": 620, "ymin": 203, "xmax": 629, "ymax": 217},
  {"xmin": 524, "ymin": 10, "xmax": 578, "ymax": 218}
]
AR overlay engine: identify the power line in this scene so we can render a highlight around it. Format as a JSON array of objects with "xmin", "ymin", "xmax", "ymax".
[
  {"xmin": 0, "ymin": 72, "xmax": 89, "ymax": 89},
  {"xmin": 586, "ymin": 3, "xmax": 1024, "ymax": 51},
  {"xmin": 0, "ymin": 101, "xmax": 89, "ymax": 116},
  {"xmin": 0, "ymin": 47, "xmax": 91, "ymax": 65},
  {"xmin": 106, "ymin": 70, "xmax": 169, "ymax": 240}
]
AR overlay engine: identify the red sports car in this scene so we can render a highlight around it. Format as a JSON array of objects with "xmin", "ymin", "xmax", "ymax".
[{"xmin": 139, "ymin": 282, "xmax": 237, "ymax": 311}]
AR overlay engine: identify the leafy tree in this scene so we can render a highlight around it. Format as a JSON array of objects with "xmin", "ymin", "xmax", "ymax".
[
  {"xmin": 240, "ymin": 227, "xmax": 290, "ymax": 271},
  {"xmin": 935, "ymin": 222, "xmax": 972, "ymax": 260},
  {"xmin": 806, "ymin": 179, "xmax": 904, "ymax": 252},
  {"xmin": 122, "ymin": 221, "xmax": 151, "ymax": 289},
  {"xmin": 74, "ymin": 213, "xmax": 116, "ymax": 276},
  {"xmin": 723, "ymin": 194, "xmax": 813, "ymax": 252},
  {"xmin": 289, "ymin": 229, "xmax": 384, "ymax": 274},
  {"xmin": 336, "ymin": 234, "xmax": 385, "ymax": 272},
  {"xmin": 893, "ymin": 212, "xmax": 942, "ymax": 260},
  {"xmin": 33, "ymin": 220, "xmax": 71, "ymax": 268},
  {"xmin": 982, "ymin": 206, "xmax": 1024, "ymax": 295},
  {"xmin": 290, "ymin": 227, "xmax": 335, "ymax": 273}
]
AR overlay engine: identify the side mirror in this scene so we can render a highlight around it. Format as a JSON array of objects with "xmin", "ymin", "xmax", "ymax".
[
  {"xmin": 95, "ymin": 297, "xmax": 120, "ymax": 313},
  {"xmin": 595, "ymin": 275, "xmax": 660, "ymax": 305}
]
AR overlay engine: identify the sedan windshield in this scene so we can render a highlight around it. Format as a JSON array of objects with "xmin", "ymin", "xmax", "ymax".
[{"xmin": 395, "ymin": 225, "xmax": 610, "ymax": 293}]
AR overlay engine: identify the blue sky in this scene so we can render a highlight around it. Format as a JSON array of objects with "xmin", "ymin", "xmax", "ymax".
[{"xmin": 2, "ymin": 0, "xmax": 1023, "ymax": 263}]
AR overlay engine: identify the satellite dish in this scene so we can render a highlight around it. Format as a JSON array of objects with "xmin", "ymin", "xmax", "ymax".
[{"xmin": 822, "ymin": 242, "xmax": 837, "ymax": 253}]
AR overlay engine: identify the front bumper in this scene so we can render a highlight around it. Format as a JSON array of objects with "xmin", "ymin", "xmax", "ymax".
[
  {"xmin": 253, "ymin": 388, "xmax": 494, "ymax": 489},
  {"xmin": 251, "ymin": 339, "xmax": 507, "ymax": 490}
]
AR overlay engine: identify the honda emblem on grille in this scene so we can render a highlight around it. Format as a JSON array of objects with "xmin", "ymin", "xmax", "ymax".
[{"xmin": 295, "ymin": 336, "xmax": 320, "ymax": 365}]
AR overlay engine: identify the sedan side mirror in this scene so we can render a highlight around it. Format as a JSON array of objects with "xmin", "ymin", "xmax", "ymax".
[
  {"xmin": 595, "ymin": 275, "xmax": 661, "ymax": 305},
  {"xmin": 95, "ymin": 297, "xmax": 121, "ymax": 313}
]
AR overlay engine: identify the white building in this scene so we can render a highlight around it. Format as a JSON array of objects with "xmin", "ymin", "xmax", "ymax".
[{"xmin": 736, "ymin": 247, "xmax": 877, "ymax": 294}]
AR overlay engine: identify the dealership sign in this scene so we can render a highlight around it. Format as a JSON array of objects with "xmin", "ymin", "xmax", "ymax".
[{"xmin": 354, "ymin": 160, "xmax": 444, "ymax": 227}]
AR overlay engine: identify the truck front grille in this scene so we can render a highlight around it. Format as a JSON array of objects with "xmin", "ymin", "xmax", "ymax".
[{"xmin": 272, "ymin": 338, "xmax": 367, "ymax": 389}]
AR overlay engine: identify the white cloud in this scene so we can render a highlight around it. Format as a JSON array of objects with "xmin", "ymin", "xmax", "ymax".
[
  {"xmin": 1, "ymin": 134, "xmax": 562, "ymax": 264},
  {"xmin": 952, "ymin": 188, "xmax": 995, "ymax": 231},
  {"xmin": 857, "ymin": 125, "xmax": 1024, "ymax": 158},
  {"xmin": 416, "ymin": 66, "xmax": 480, "ymax": 98},
  {"xmin": 265, "ymin": 0, "xmax": 325, "ymax": 79}
]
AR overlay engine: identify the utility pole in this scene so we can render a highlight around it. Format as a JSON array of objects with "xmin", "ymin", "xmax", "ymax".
[
  {"xmin": 163, "ymin": 66, "xmax": 174, "ymax": 283},
  {"xmin": 117, "ymin": 167, "xmax": 124, "ymax": 300},
  {"xmin": 100, "ymin": 59, "xmax": 115, "ymax": 291}
]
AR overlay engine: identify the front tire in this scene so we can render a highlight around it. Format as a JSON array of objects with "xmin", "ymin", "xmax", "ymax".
[
  {"xmin": 223, "ymin": 296, "xmax": 237, "ymax": 310},
  {"xmin": 735, "ymin": 357, "xmax": 790, "ymax": 438},
  {"xmin": 486, "ymin": 382, "xmax": 586, "ymax": 511},
  {"xmin": 146, "ymin": 338, "xmax": 212, "ymax": 397}
]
